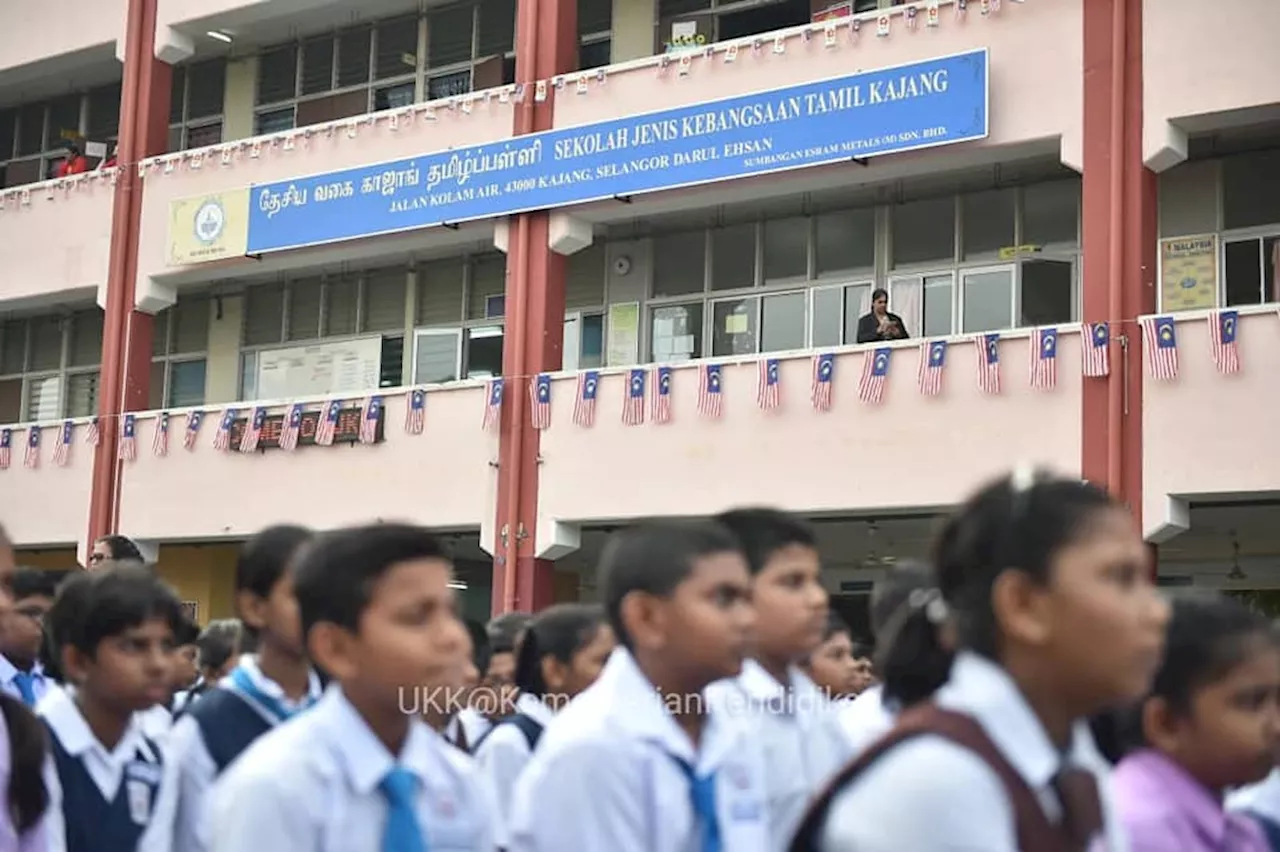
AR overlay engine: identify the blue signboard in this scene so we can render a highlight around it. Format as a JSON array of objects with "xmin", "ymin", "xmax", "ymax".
[{"xmin": 246, "ymin": 49, "xmax": 988, "ymax": 254}]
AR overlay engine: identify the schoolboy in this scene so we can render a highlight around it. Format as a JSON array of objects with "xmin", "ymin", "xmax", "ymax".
[
  {"xmin": 171, "ymin": 619, "xmax": 243, "ymax": 717},
  {"xmin": 707, "ymin": 507, "xmax": 852, "ymax": 850},
  {"xmin": 440, "ymin": 619, "xmax": 489, "ymax": 750},
  {"xmin": 169, "ymin": 617, "xmax": 201, "ymax": 696},
  {"xmin": 167, "ymin": 525, "xmax": 320, "ymax": 852},
  {"xmin": 39, "ymin": 566, "xmax": 182, "ymax": 852},
  {"xmin": 507, "ymin": 520, "xmax": 768, "ymax": 852},
  {"xmin": 0, "ymin": 568, "xmax": 57, "ymax": 707},
  {"xmin": 209, "ymin": 523, "xmax": 495, "ymax": 852}
]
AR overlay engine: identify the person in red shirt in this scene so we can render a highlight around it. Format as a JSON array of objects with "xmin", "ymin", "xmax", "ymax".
[{"xmin": 54, "ymin": 143, "xmax": 88, "ymax": 178}]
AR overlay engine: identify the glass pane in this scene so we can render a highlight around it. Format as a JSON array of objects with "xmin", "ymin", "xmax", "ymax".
[
  {"xmin": 374, "ymin": 83, "xmax": 416, "ymax": 111},
  {"xmin": 414, "ymin": 332, "xmax": 460, "ymax": 383},
  {"xmin": 187, "ymin": 122, "xmax": 223, "ymax": 149},
  {"xmin": 376, "ymin": 16, "xmax": 420, "ymax": 79},
  {"xmin": 168, "ymin": 360, "xmax": 207, "ymax": 407},
  {"xmin": 254, "ymin": 108, "xmax": 295, "ymax": 136},
  {"xmin": 1019, "ymin": 261, "xmax": 1074, "ymax": 326},
  {"xmin": 922, "ymin": 274, "xmax": 953, "ymax": 337},
  {"xmin": 1023, "ymin": 179, "xmax": 1079, "ymax": 247},
  {"xmin": 188, "ymin": 59, "xmax": 227, "ymax": 119},
  {"xmin": 1224, "ymin": 239, "xmax": 1262, "ymax": 308},
  {"xmin": 464, "ymin": 327, "xmax": 503, "ymax": 378},
  {"xmin": 257, "ymin": 46, "xmax": 298, "ymax": 105},
  {"xmin": 17, "ymin": 104, "xmax": 44, "ymax": 157},
  {"xmin": 239, "ymin": 353, "xmax": 257, "ymax": 401},
  {"xmin": 337, "ymin": 27, "xmax": 373, "ymax": 88},
  {"xmin": 710, "ymin": 224, "xmax": 755, "ymax": 292},
  {"xmin": 892, "ymin": 198, "xmax": 955, "ymax": 267},
  {"xmin": 962, "ymin": 189, "xmax": 1015, "ymax": 260},
  {"xmin": 428, "ymin": 5, "xmax": 475, "ymax": 68},
  {"xmin": 763, "ymin": 218, "xmax": 808, "ymax": 282},
  {"xmin": 379, "ymin": 336, "xmax": 404, "ymax": 387},
  {"xmin": 28, "ymin": 317, "xmax": 61, "ymax": 371},
  {"xmin": 1223, "ymin": 149, "xmax": 1280, "ymax": 231},
  {"xmin": 1, "ymin": 321, "xmax": 26, "ymax": 374},
  {"xmin": 149, "ymin": 361, "xmax": 165, "ymax": 410},
  {"xmin": 427, "ymin": 71, "xmax": 472, "ymax": 101},
  {"xmin": 815, "ymin": 208, "xmax": 875, "ymax": 274},
  {"xmin": 961, "ymin": 269, "xmax": 1014, "ymax": 333},
  {"xmin": 652, "ymin": 231, "xmax": 706, "ymax": 297},
  {"xmin": 300, "ymin": 36, "xmax": 336, "ymax": 96},
  {"xmin": 580, "ymin": 39, "xmax": 611, "ymax": 70},
  {"xmin": 477, "ymin": 0, "xmax": 516, "ymax": 56},
  {"xmin": 649, "ymin": 303, "xmax": 703, "ymax": 362},
  {"xmin": 760, "ymin": 292, "xmax": 806, "ymax": 353},
  {"xmin": 842, "ymin": 284, "xmax": 871, "ymax": 344},
  {"xmin": 1266, "ymin": 236, "xmax": 1280, "ymax": 305},
  {"xmin": 711, "ymin": 297, "xmax": 758, "ymax": 357},
  {"xmin": 581, "ymin": 314, "xmax": 604, "ymax": 369},
  {"xmin": 811, "ymin": 287, "xmax": 842, "ymax": 348},
  {"xmin": 0, "ymin": 379, "xmax": 20, "ymax": 424},
  {"xmin": 48, "ymin": 96, "xmax": 80, "ymax": 147},
  {"xmin": 67, "ymin": 372, "xmax": 98, "ymax": 418},
  {"xmin": 26, "ymin": 375, "xmax": 61, "ymax": 420}
]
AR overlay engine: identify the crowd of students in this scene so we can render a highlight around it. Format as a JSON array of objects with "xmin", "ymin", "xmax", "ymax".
[{"xmin": 0, "ymin": 468, "xmax": 1279, "ymax": 851}]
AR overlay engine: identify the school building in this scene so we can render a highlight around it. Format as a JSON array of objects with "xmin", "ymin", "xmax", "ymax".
[{"xmin": 0, "ymin": 0, "xmax": 1276, "ymax": 624}]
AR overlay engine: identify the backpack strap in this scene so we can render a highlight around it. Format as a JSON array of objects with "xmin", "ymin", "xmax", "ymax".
[
  {"xmin": 789, "ymin": 704, "xmax": 1064, "ymax": 852},
  {"xmin": 473, "ymin": 712, "xmax": 545, "ymax": 753}
]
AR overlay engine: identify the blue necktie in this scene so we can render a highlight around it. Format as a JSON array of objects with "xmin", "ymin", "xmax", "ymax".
[
  {"xmin": 230, "ymin": 667, "xmax": 316, "ymax": 723},
  {"xmin": 379, "ymin": 766, "xmax": 428, "ymax": 852},
  {"xmin": 12, "ymin": 672, "xmax": 37, "ymax": 707},
  {"xmin": 677, "ymin": 760, "xmax": 722, "ymax": 852}
]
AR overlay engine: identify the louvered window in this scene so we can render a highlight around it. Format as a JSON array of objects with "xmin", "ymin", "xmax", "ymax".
[
  {"xmin": 376, "ymin": 17, "xmax": 419, "ymax": 79},
  {"xmin": 416, "ymin": 260, "xmax": 466, "ymax": 326},
  {"xmin": 466, "ymin": 255, "xmax": 507, "ymax": 319},
  {"xmin": 168, "ymin": 361, "xmax": 207, "ymax": 408},
  {"xmin": 301, "ymin": 37, "xmax": 336, "ymax": 95},
  {"xmin": 428, "ymin": 5, "xmax": 476, "ymax": 68},
  {"xmin": 363, "ymin": 269, "xmax": 407, "ymax": 332},
  {"xmin": 566, "ymin": 245, "xmax": 606, "ymax": 309},
  {"xmin": 17, "ymin": 104, "xmax": 45, "ymax": 156},
  {"xmin": 579, "ymin": 0, "xmax": 613, "ymax": 35},
  {"xmin": 26, "ymin": 376, "xmax": 61, "ymax": 421},
  {"xmin": 325, "ymin": 276, "xmax": 359, "ymax": 337},
  {"xmin": 477, "ymin": 0, "xmax": 516, "ymax": 57},
  {"xmin": 244, "ymin": 285, "xmax": 286, "ymax": 346},
  {"xmin": 287, "ymin": 278, "xmax": 323, "ymax": 341},
  {"xmin": 86, "ymin": 85, "xmax": 121, "ymax": 142},
  {"xmin": 68, "ymin": 311, "xmax": 103, "ymax": 368},
  {"xmin": 28, "ymin": 317, "xmax": 61, "ymax": 372},
  {"xmin": 337, "ymin": 27, "xmax": 373, "ymax": 87},
  {"xmin": 172, "ymin": 299, "xmax": 210, "ymax": 353},
  {"xmin": 1, "ymin": 321, "xmax": 26, "ymax": 375},
  {"xmin": 257, "ymin": 46, "xmax": 298, "ymax": 105},
  {"xmin": 66, "ymin": 373, "xmax": 98, "ymax": 418}
]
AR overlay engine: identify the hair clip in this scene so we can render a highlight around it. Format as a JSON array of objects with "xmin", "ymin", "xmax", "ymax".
[
  {"xmin": 908, "ymin": 588, "xmax": 949, "ymax": 625},
  {"xmin": 1009, "ymin": 463, "xmax": 1038, "ymax": 494}
]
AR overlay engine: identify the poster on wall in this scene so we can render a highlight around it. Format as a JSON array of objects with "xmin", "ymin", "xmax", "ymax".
[
  {"xmin": 1159, "ymin": 235, "xmax": 1218, "ymax": 312},
  {"xmin": 256, "ymin": 337, "xmax": 383, "ymax": 401},
  {"xmin": 606, "ymin": 303, "xmax": 640, "ymax": 367}
]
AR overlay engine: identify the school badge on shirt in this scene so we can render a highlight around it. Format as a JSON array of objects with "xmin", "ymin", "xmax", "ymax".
[
  {"xmin": 124, "ymin": 760, "xmax": 162, "ymax": 825},
  {"xmin": 724, "ymin": 762, "xmax": 763, "ymax": 822}
]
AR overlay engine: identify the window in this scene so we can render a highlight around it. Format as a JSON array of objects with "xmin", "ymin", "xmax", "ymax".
[
  {"xmin": 1224, "ymin": 236, "xmax": 1280, "ymax": 307},
  {"xmin": 810, "ymin": 282, "xmax": 871, "ymax": 348},
  {"xmin": 653, "ymin": 231, "xmax": 707, "ymax": 297},
  {"xmin": 0, "ymin": 309, "xmax": 104, "ymax": 423},
  {"xmin": 1223, "ymin": 150, "xmax": 1280, "ymax": 231},
  {"xmin": 815, "ymin": 208, "xmax": 875, "ymax": 275},
  {"xmin": 711, "ymin": 297, "xmax": 758, "ymax": 356},
  {"xmin": 1023, "ymin": 179, "xmax": 1079, "ymax": 247},
  {"xmin": 1020, "ymin": 260, "xmax": 1075, "ymax": 326},
  {"xmin": 427, "ymin": 0, "xmax": 517, "ymax": 100},
  {"xmin": 149, "ymin": 297, "xmax": 210, "ymax": 409},
  {"xmin": 168, "ymin": 59, "xmax": 226, "ymax": 154},
  {"xmin": 710, "ymin": 224, "xmax": 756, "ymax": 291},
  {"xmin": 893, "ymin": 197, "xmax": 956, "ymax": 267},
  {"xmin": 962, "ymin": 189, "xmax": 1015, "ymax": 260},
  {"xmin": 659, "ymin": 0, "xmax": 809, "ymax": 50},
  {"xmin": 960, "ymin": 267, "xmax": 1015, "ymax": 333},
  {"xmin": 649, "ymin": 303, "xmax": 703, "ymax": 362},
  {"xmin": 763, "ymin": 218, "xmax": 808, "ymax": 282},
  {"xmin": 0, "ymin": 83, "xmax": 125, "ymax": 188},
  {"xmin": 760, "ymin": 291, "xmax": 806, "ymax": 352}
]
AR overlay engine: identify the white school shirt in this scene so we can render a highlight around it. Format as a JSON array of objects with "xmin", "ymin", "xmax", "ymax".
[
  {"xmin": 0, "ymin": 656, "xmax": 50, "ymax": 706},
  {"xmin": 1228, "ymin": 769, "xmax": 1280, "ymax": 823},
  {"xmin": 817, "ymin": 652, "xmax": 1130, "ymax": 852},
  {"xmin": 168, "ymin": 655, "xmax": 324, "ymax": 852},
  {"xmin": 507, "ymin": 647, "xmax": 770, "ymax": 852},
  {"xmin": 38, "ymin": 684, "xmax": 178, "ymax": 852},
  {"xmin": 444, "ymin": 707, "xmax": 493, "ymax": 751},
  {"xmin": 209, "ymin": 685, "xmax": 495, "ymax": 852},
  {"xmin": 837, "ymin": 684, "xmax": 897, "ymax": 755},
  {"xmin": 706, "ymin": 659, "xmax": 854, "ymax": 850},
  {"xmin": 474, "ymin": 691, "xmax": 555, "ymax": 848}
]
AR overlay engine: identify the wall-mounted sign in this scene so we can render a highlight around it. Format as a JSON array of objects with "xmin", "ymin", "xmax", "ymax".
[
  {"xmin": 229, "ymin": 405, "xmax": 385, "ymax": 451},
  {"xmin": 1159, "ymin": 234, "xmax": 1218, "ymax": 312},
  {"xmin": 167, "ymin": 189, "xmax": 252, "ymax": 267}
]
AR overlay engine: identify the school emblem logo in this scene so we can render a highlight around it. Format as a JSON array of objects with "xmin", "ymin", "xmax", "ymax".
[{"xmin": 194, "ymin": 199, "xmax": 226, "ymax": 245}]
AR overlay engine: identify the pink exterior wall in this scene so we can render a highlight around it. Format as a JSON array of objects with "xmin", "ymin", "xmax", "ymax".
[
  {"xmin": 1143, "ymin": 310, "xmax": 1280, "ymax": 540},
  {"xmin": 117, "ymin": 386, "xmax": 495, "ymax": 540},
  {"xmin": 0, "ymin": 422, "xmax": 94, "ymax": 546},
  {"xmin": 0, "ymin": 173, "xmax": 115, "ymax": 306},
  {"xmin": 0, "ymin": 1, "xmax": 120, "ymax": 74},
  {"xmin": 536, "ymin": 333, "xmax": 1084, "ymax": 528}
]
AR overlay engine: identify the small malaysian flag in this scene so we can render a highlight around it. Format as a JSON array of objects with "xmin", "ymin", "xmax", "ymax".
[
  {"xmin": 976, "ymin": 333, "xmax": 1001, "ymax": 395},
  {"xmin": 23, "ymin": 428, "xmax": 38, "ymax": 469},
  {"xmin": 811, "ymin": 353, "xmax": 834, "ymax": 411},
  {"xmin": 0, "ymin": 428, "xmax": 10, "ymax": 469},
  {"xmin": 279, "ymin": 404, "xmax": 303, "ymax": 451},
  {"xmin": 1209, "ymin": 309, "xmax": 1240, "ymax": 375},
  {"xmin": 85, "ymin": 417, "xmax": 100, "ymax": 447},
  {"xmin": 51, "ymin": 420, "xmax": 73, "ymax": 466},
  {"xmin": 757, "ymin": 359, "xmax": 780, "ymax": 411},
  {"xmin": 1141, "ymin": 315, "xmax": 1179, "ymax": 381},
  {"xmin": 573, "ymin": 371, "xmax": 599, "ymax": 427},
  {"xmin": 622, "ymin": 369, "xmax": 646, "ymax": 425},
  {"xmin": 698, "ymin": 364, "xmax": 723, "ymax": 418},
  {"xmin": 404, "ymin": 389, "xmax": 426, "ymax": 435},
  {"xmin": 213, "ymin": 409, "xmax": 236, "ymax": 451},
  {"xmin": 359, "ymin": 396, "xmax": 382, "ymax": 444},
  {"xmin": 482, "ymin": 380, "xmax": 504, "ymax": 431},
  {"xmin": 530, "ymin": 375, "xmax": 552, "ymax": 430},
  {"xmin": 652, "ymin": 366, "xmax": 672, "ymax": 424},
  {"xmin": 152, "ymin": 412, "xmax": 170, "ymax": 458},
  {"xmin": 1029, "ymin": 327, "xmax": 1059, "ymax": 391},
  {"xmin": 918, "ymin": 340, "xmax": 947, "ymax": 397},
  {"xmin": 315, "ymin": 401, "xmax": 341, "ymax": 446},
  {"xmin": 119, "ymin": 415, "xmax": 137, "ymax": 462},
  {"xmin": 858, "ymin": 348, "xmax": 890, "ymax": 404},
  {"xmin": 240, "ymin": 408, "xmax": 266, "ymax": 454},
  {"xmin": 182, "ymin": 410, "xmax": 204, "ymax": 450},
  {"xmin": 1082, "ymin": 322, "xmax": 1110, "ymax": 378}
]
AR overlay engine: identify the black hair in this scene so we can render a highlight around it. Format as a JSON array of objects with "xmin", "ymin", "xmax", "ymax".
[
  {"xmin": 174, "ymin": 616, "xmax": 202, "ymax": 647},
  {"xmin": 712, "ymin": 507, "xmax": 816, "ymax": 576},
  {"xmin": 513, "ymin": 604, "xmax": 607, "ymax": 699},
  {"xmin": 9, "ymin": 567, "xmax": 57, "ymax": 602},
  {"xmin": 196, "ymin": 619, "xmax": 242, "ymax": 671},
  {"xmin": 293, "ymin": 523, "xmax": 451, "ymax": 638},
  {"xmin": 871, "ymin": 287, "xmax": 889, "ymax": 302},
  {"xmin": 0, "ymin": 694, "xmax": 48, "ymax": 833},
  {"xmin": 850, "ymin": 639, "xmax": 874, "ymax": 660},
  {"xmin": 95, "ymin": 535, "xmax": 144, "ymax": 563},
  {"xmin": 599, "ymin": 520, "xmax": 743, "ymax": 649},
  {"xmin": 235, "ymin": 525, "xmax": 313, "ymax": 599},
  {"xmin": 870, "ymin": 561, "xmax": 934, "ymax": 640},
  {"xmin": 46, "ymin": 566, "xmax": 184, "ymax": 661},
  {"xmin": 879, "ymin": 471, "xmax": 1119, "ymax": 709},
  {"xmin": 821, "ymin": 611, "xmax": 851, "ymax": 644},
  {"xmin": 465, "ymin": 619, "xmax": 492, "ymax": 676},
  {"xmin": 487, "ymin": 612, "xmax": 532, "ymax": 655}
]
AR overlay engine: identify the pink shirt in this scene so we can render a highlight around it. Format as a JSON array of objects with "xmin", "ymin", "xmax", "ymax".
[{"xmin": 0, "ymin": 704, "xmax": 49, "ymax": 851}]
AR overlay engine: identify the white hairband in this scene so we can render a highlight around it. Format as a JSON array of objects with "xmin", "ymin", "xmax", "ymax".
[{"xmin": 908, "ymin": 587, "xmax": 949, "ymax": 625}]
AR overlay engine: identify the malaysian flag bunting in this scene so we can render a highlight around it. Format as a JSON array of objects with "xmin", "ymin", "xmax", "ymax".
[
  {"xmin": 182, "ymin": 410, "xmax": 204, "ymax": 450},
  {"xmin": 315, "ymin": 401, "xmax": 341, "ymax": 446},
  {"xmin": 757, "ymin": 359, "xmax": 780, "ymax": 411},
  {"xmin": 976, "ymin": 334, "xmax": 1001, "ymax": 395},
  {"xmin": 858, "ymin": 348, "xmax": 890, "ymax": 404},
  {"xmin": 51, "ymin": 420, "xmax": 73, "ymax": 466},
  {"xmin": 278, "ymin": 404, "xmax": 303, "ymax": 451},
  {"xmin": 152, "ymin": 413, "xmax": 170, "ymax": 458},
  {"xmin": 23, "ymin": 428, "xmax": 38, "ymax": 469},
  {"xmin": 811, "ymin": 353, "xmax": 834, "ymax": 411},
  {"xmin": 213, "ymin": 409, "xmax": 236, "ymax": 451},
  {"xmin": 622, "ymin": 369, "xmax": 646, "ymax": 425},
  {"xmin": 119, "ymin": 415, "xmax": 137, "ymax": 462},
  {"xmin": 1029, "ymin": 327, "xmax": 1058, "ymax": 391},
  {"xmin": 698, "ymin": 364, "xmax": 723, "ymax": 419},
  {"xmin": 651, "ymin": 366, "xmax": 672, "ymax": 424},
  {"xmin": 1209, "ymin": 309, "xmax": 1240, "ymax": 375},
  {"xmin": 359, "ymin": 396, "xmax": 382, "ymax": 444},
  {"xmin": 0, "ymin": 429, "xmax": 10, "ymax": 470},
  {"xmin": 530, "ymin": 375, "xmax": 552, "ymax": 430},
  {"xmin": 404, "ymin": 389, "xmax": 426, "ymax": 435},
  {"xmin": 1141, "ymin": 315, "xmax": 1179, "ymax": 380},
  {"xmin": 918, "ymin": 340, "xmax": 947, "ymax": 397},
  {"xmin": 85, "ymin": 417, "xmax": 100, "ymax": 447},
  {"xmin": 482, "ymin": 380, "xmax": 503, "ymax": 431},
  {"xmin": 1082, "ymin": 322, "xmax": 1110, "ymax": 378},
  {"xmin": 573, "ymin": 371, "xmax": 599, "ymax": 428},
  {"xmin": 240, "ymin": 408, "xmax": 266, "ymax": 454}
]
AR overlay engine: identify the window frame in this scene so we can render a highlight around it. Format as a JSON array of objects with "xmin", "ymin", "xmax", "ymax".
[
  {"xmin": 0, "ymin": 311, "xmax": 106, "ymax": 423},
  {"xmin": 169, "ymin": 59, "xmax": 226, "ymax": 155},
  {"xmin": 1220, "ymin": 226, "xmax": 1280, "ymax": 308}
]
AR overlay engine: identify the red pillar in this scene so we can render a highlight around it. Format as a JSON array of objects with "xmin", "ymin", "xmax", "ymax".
[
  {"xmin": 492, "ymin": 0, "xmax": 578, "ymax": 613},
  {"xmin": 86, "ymin": 0, "xmax": 168, "ymax": 549}
]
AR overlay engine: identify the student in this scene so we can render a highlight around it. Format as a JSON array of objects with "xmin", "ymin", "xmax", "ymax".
[
  {"xmin": 0, "ymin": 568, "xmax": 58, "ymax": 707},
  {"xmin": 791, "ymin": 469, "xmax": 1169, "ymax": 852},
  {"xmin": 168, "ymin": 617, "xmax": 201, "ymax": 701},
  {"xmin": 209, "ymin": 523, "xmax": 495, "ymax": 852},
  {"xmin": 168, "ymin": 525, "xmax": 318, "ymax": 852},
  {"xmin": 171, "ymin": 619, "xmax": 242, "ymax": 717},
  {"xmin": 475, "ymin": 603, "xmax": 614, "ymax": 847},
  {"xmin": 708, "ymin": 507, "xmax": 851, "ymax": 850},
  {"xmin": 801, "ymin": 613, "xmax": 861, "ymax": 700},
  {"xmin": 487, "ymin": 611, "xmax": 533, "ymax": 689},
  {"xmin": 39, "ymin": 566, "xmax": 182, "ymax": 852},
  {"xmin": 88, "ymin": 536, "xmax": 145, "ymax": 568},
  {"xmin": 431, "ymin": 619, "xmax": 484, "ymax": 740},
  {"xmin": 1106, "ymin": 593, "xmax": 1279, "ymax": 851},
  {"xmin": 1232, "ymin": 769, "xmax": 1280, "ymax": 851},
  {"xmin": 508, "ymin": 520, "xmax": 769, "ymax": 852},
  {"xmin": 442, "ymin": 619, "xmax": 493, "ymax": 751}
]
